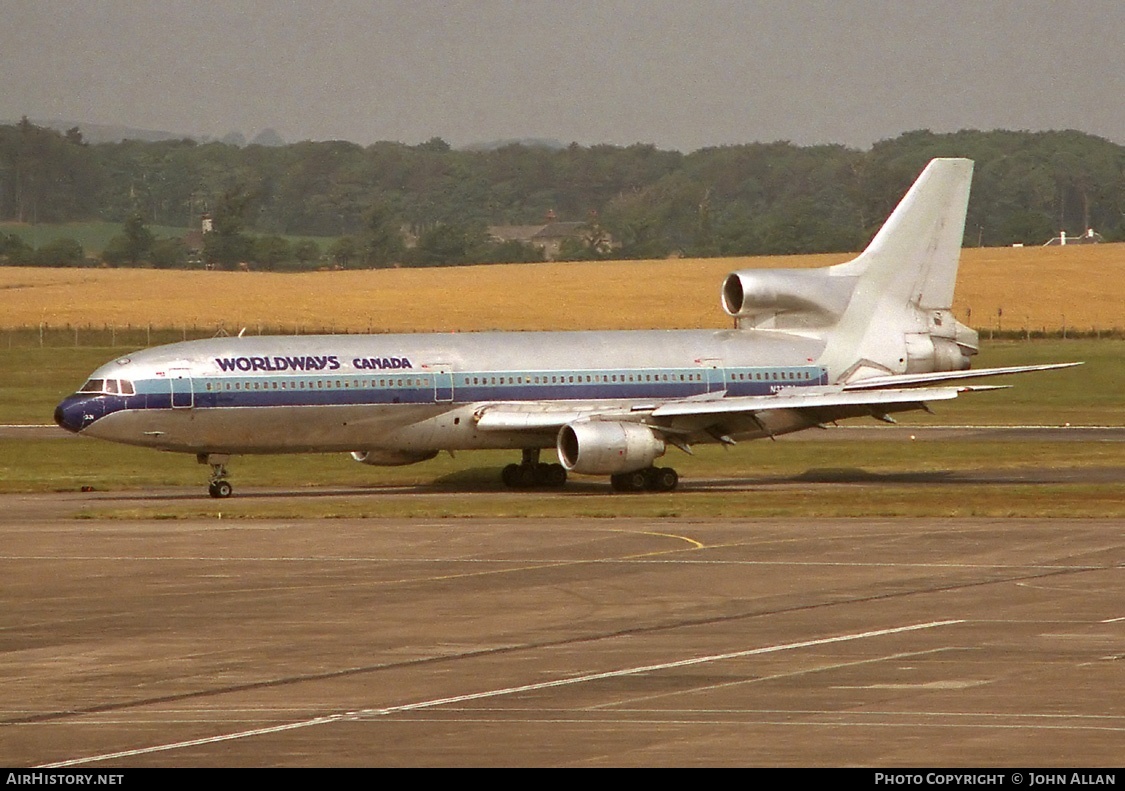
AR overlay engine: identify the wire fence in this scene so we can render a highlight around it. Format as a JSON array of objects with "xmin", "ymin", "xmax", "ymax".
[{"xmin": 2, "ymin": 324, "xmax": 399, "ymax": 349}]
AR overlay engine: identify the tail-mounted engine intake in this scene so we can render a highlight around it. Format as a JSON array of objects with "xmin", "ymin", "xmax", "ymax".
[
  {"xmin": 721, "ymin": 269, "xmax": 858, "ymax": 329},
  {"xmin": 904, "ymin": 309, "xmax": 980, "ymax": 373},
  {"xmin": 557, "ymin": 421, "xmax": 665, "ymax": 475}
]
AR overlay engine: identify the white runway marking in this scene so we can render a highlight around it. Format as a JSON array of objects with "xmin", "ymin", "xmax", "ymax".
[{"xmin": 41, "ymin": 619, "xmax": 962, "ymax": 767}]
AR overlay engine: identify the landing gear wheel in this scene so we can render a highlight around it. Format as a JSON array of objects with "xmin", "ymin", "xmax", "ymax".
[
  {"xmin": 501, "ymin": 463, "xmax": 522, "ymax": 488},
  {"xmin": 201, "ymin": 454, "xmax": 234, "ymax": 499},
  {"xmin": 651, "ymin": 467, "xmax": 678, "ymax": 492},
  {"xmin": 611, "ymin": 470, "xmax": 648, "ymax": 492},
  {"xmin": 517, "ymin": 464, "xmax": 538, "ymax": 487},
  {"xmin": 545, "ymin": 463, "xmax": 567, "ymax": 487},
  {"xmin": 501, "ymin": 460, "xmax": 568, "ymax": 489},
  {"xmin": 500, "ymin": 449, "xmax": 569, "ymax": 489},
  {"xmin": 611, "ymin": 467, "xmax": 678, "ymax": 493}
]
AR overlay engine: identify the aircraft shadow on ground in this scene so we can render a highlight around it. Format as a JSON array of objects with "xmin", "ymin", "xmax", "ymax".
[{"xmin": 102, "ymin": 464, "xmax": 1120, "ymax": 503}]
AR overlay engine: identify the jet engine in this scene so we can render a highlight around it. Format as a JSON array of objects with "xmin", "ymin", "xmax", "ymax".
[
  {"xmin": 556, "ymin": 421, "xmax": 665, "ymax": 475},
  {"xmin": 350, "ymin": 449, "xmax": 438, "ymax": 466},
  {"xmin": 721, "ymin": 268, "xmax": 857, "ymax": 329},
  {"xmin": 905, "ymin": 335, "xmax": 974, "ymax": 373}
]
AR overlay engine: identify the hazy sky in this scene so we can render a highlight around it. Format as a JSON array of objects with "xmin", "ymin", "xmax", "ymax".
[{"xmin": 2, "ymin": 0, "xmax": 1122, "ymax": 151}]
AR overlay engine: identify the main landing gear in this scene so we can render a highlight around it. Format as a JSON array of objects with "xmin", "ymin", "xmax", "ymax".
[
  {"xmin": 610, "ymin": 466, "xmax": 679, "ymax": 493},
  {"xmin": 499, "ymin": 451, "xmax": 680, "ymax": 493},
  {"xmin": 501, "ymin": 448, "xmax": 567, "ymax": 489},
  {"xmin": 199, "ymin": 453, "xmax": 234, "ymax": 499}
]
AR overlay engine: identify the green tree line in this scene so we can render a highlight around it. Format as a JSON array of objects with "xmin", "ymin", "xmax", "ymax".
[{"xmin": 1, "ymin": 119, "xmax": 1122, "ymax": 269}]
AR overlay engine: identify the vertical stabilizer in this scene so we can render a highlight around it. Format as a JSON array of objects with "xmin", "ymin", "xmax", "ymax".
[{"xmin": 821, "ymin": 158, "xmax": 975, "ymax": 381}]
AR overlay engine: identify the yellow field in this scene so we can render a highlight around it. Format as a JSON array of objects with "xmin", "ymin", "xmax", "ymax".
[{"xmin": 1, "ymin": 243, "xmax": 1121, "ymax": 333}]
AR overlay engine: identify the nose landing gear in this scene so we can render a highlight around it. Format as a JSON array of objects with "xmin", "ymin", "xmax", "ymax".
[
  {"xmin": 208, "ymin": 479, "xmax": 233, "ymax": 499},
  {"xmin": 199, "ymin": 453, "xmax": 234, "ymax": 499}
]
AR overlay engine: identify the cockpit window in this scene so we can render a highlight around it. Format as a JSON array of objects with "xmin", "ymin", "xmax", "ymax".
[{"xmin": 77, "ymin": 379, "xmax": 135, "ymax": 395}]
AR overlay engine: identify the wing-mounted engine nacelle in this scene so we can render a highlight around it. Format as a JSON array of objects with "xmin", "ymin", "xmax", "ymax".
[
  {"xmin": 557, "ymin": 421, "xmax": 665, "ymax": 475},
  {"xmin": 722, "ymin": 269, "xmax": 858, "ymax": 329},
  {"xmin": 350, "ymin": 449, "xmax": 438, "ymax": 466}
]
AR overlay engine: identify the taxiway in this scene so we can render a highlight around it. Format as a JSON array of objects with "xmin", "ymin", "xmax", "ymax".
[{"xmin": 0, "ymin": 492, "xmax": 1120, "ymax": 766}]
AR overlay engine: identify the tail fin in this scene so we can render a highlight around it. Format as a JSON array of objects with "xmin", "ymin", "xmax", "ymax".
[
  {"xmin": 831, "ymin": 158, "xmax": 973, "ymax": 309},
  {"xmin": 821, "ymin": 158, "xmax": 976, "ymax": 381}
]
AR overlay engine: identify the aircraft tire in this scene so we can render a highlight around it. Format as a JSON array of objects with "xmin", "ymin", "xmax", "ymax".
[
  {"xmin": 650, "ymin": 467, "xmax": 678, "ymax": 492},
  {"xmin": 517, "ymin": 464, "xmax": 538, "ymax": 488},
  {"xmin": 546, "ymin": 463, "xmax": 567, "ymax": 487},
  {"xmin": 610, "ymin": 470, "xmax": 648, "ymax": 493},
  {"xmin": 533, "ymin": 462, "xmax": 553, "ymax": 486},
  {"xmin": 209, "ymin": 480, "xmax": 233, "ymax": 499},
  {"xmin": 502, "ymin": 462, "xmax": 567, "ymax": 489},
  {"xmin": 501, "ymin": 464, "xmax": 522, "ymax": 488}
]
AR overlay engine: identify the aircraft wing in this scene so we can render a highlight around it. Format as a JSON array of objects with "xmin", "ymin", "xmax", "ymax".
[
  {"xmin": 473, "ymin": 361, "xmax": 1080, "ymax": 437},
  {"xmin": 473, "ymin": 384, "xmax": 1003, "ymax": 433}
]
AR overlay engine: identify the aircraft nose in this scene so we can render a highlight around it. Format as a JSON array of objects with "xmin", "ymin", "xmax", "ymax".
[{"xmin": 54, "ymin": 395, "xmax": 91, "ymax": 433}]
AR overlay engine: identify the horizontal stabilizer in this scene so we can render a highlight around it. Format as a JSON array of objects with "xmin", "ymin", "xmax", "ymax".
[{"xmin": 842, "ymin": 362, "xmax": 1082, "ymax": 391}]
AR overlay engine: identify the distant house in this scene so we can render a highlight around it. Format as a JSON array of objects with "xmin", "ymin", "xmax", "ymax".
[
  {"xmin": 1043, "ymin": 228, "xmax": 1104, "ymax": 246},
  {"xmin": 488, "ymin": 221, "xmax": 610, "ymax": 260},
  {"xmin": 183, "ymin": 213, "xmax": 210, "ymax": 267}
]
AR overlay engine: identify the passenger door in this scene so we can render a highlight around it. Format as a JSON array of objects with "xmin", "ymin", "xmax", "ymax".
[{"xmin": 169, "ymin": 367, "xmax": 194, "ymax": 408}]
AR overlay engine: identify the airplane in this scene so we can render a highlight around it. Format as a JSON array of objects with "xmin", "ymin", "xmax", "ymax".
[{"xmin": 55, "ymin": 158, "xmax": 1077, "ymax": 498}]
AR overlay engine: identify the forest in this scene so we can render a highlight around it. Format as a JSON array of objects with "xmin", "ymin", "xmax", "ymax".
[{"xmin": 1, "ymin": 117, "xmax": 1122, "ymax": 269}]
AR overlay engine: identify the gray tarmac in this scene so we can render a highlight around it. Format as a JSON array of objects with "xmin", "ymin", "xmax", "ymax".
[{"xmin": 1, "ymin": 490, "xmax": 1121, "ymax": 767}]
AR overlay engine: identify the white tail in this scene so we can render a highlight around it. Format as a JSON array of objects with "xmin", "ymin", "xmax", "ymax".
[
  {"xmin": 821, "ymin": 158, "xmax": 976, "ymax": 381},
  {"xmin": 831, "ymin": 158, "xmax": 973, "ymax": 313}
]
